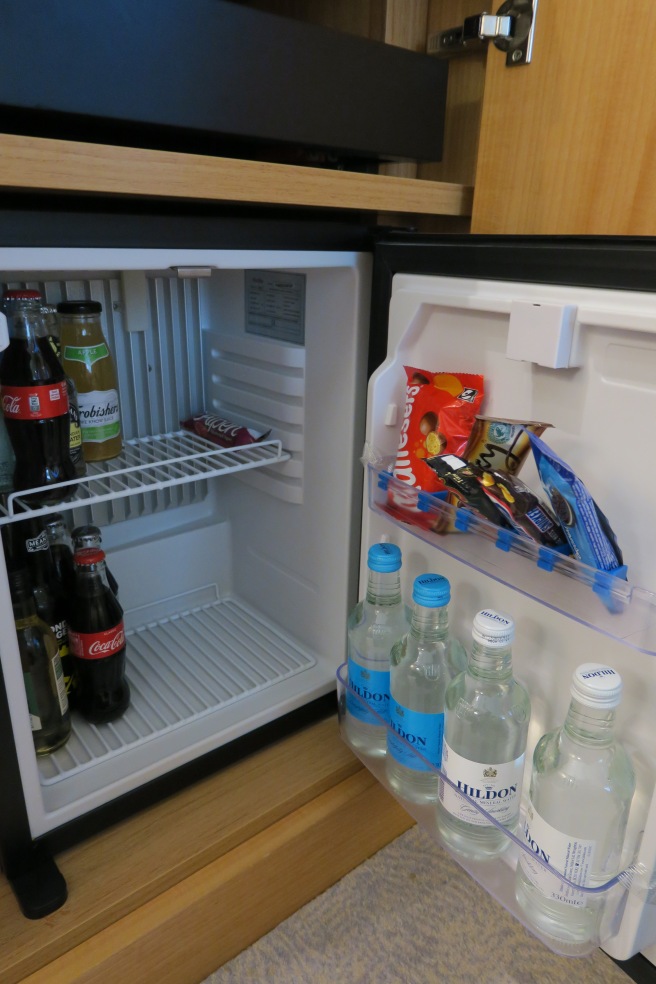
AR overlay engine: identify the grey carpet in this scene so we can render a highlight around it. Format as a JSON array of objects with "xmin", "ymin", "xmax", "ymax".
[{"xmin": 203, "ymin": 825, "xmax": 633, "ymax": 984}]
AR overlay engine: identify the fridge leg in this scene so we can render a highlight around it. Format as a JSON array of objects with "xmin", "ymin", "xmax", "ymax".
[{"xmin": 8, "ymin": 845, "xmax": 67, "ymax": 919}]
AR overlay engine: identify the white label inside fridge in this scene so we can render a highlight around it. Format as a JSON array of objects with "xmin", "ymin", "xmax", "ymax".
[
  {"xmin": 519, "ymin": 804, "xmax": 596, "ymax": 907},
  {"xmin": 245, "ymin": 270, "xmax": 306, "ymax": 344},
  {"xmin": 439, "ymin": 743, "xmax": 524, "ymax": 826}
]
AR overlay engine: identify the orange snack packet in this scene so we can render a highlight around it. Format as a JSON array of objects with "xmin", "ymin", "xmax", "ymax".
[{"xmin": 392, "ymin": 367, "xmax": 485, "ymax": 495}]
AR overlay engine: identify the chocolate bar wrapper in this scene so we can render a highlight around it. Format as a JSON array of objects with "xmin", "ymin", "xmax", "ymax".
[
  {"xmin": 527, "ymin": 432, "xmax": 624, "ymax": 574},
  {"xmin": 464, "ymin": 416, "xmax": 552, "ymax": 476},
  {"xmin": 473, "ymin": 466, "xmax": 571, "ymax": 552},
  {"xmin": 425, "ymin": 453, "xmax": 514, "ymax": 529},
  {"xmin": 181, "ymin": 412, "xmax": 271, "ymax": 449}
]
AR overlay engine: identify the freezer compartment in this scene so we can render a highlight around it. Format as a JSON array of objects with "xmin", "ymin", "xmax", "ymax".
[
  {"xmin": 367, "ymin": 458, "xmax": 656, "ymax": 656},
  {"xmin": 337, "ymin": 664, "xmax": 656, "ymax": 961}
]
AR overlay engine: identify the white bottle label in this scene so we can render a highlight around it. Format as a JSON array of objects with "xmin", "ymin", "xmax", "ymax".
[
  {"xmin": 519, "ymin": 803, "xmax": 596, "ymax": 907},
  {"xmin": 439, "ymin": 742, "xmax": 524, "ymax": 826},
  {"xmin": 52, "ymin": 656, "xmax": 69, "ymax": 717},
  {"xmin": 78, "ymin": 389, "xmax": 121, "ymax": 443}
]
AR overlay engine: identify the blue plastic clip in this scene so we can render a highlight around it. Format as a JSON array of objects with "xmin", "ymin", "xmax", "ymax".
[
  {"xmin": 592, "ymin": 565, "xmax": 628, "ymax": 615},
  {"xmin": 495, "ymin": 528, "xmax": 513, "ymax": 552},
  {"xmin": 416, "ymin": 491, "xmax": 432, "ymax": 513},
  {"xmin": 454, "ymin": 509, "xmax": 473, "ymax": 533},
  {"xmin": 537, "ymin": 547, "xmax": 556, "ymax": 572}
]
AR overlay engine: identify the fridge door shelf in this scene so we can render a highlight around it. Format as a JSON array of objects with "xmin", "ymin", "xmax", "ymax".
[
  {"xmin": 336, "ymin": 664, "xmax": 655, "ymax": 960},
  {"xmin": 0, "ymin": 430, "xmax": 290, "ymax": 527},
  {"xmin": 368, "ymin": 459, "xmax": 656, "ymax": 657}
]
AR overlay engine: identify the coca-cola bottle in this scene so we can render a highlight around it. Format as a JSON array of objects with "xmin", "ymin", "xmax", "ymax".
[
  {"xmin": 72, "ymin": 525, "xmax": 119, "ymax": 597},
  {"xmin": 68, "ymin": 547, "xmax": 130, "ymax": 724},
  {"xmin": 2, "ymin": 517, "xmax": 75, "ymax": 700},
  {"xmin": 40, "ymin": 305, "xmax": 86, "ymax": 479},
  {"xmin": 10, "ymin": 567, "xmax": 71, "ymax": 755},
  {"xmin": 0, "ymin": 290, "xmax": 76, "ymax": 505}
]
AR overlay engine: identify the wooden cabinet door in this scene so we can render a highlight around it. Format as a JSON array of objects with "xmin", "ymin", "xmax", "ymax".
[{"xmin": 471, "ymin": 0, "xmax": 656, "ymax": 234}]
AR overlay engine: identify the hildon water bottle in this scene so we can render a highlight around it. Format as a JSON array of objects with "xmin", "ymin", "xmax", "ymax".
[
  {"xmin": 343, "ymin": 542, "xmax": 407, "ymax": 758},
  {"xmin": 437, "ymin": 609, "xmax": 531, "ymax": 860},
  {"xmin": 515, "ymin": 663, "xmax": 635, "ymax": 946},
  {"xmin": 386, "ymin": 573, "xmax": 465, "ymax": 804}
]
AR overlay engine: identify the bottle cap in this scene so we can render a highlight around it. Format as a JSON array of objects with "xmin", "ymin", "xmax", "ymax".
[
  {"xmin": 2, "ymin": 289, "xmax": 42, "ymax": 301},
  {"xmin": 571, "ymin": 663, "xmax": 623, "ymax": 709},
  {"xmin": 412, "ymin": 573, "xmax": 450, "ymax": 608},
  {"xmin": 56, "ymin": 300, "xmax": 102, "ymax": 315},
  {"xmin": 74, "ymin": 547, "xmax": 106, "ymax": 567},
  {"xmin": 367, "ymin": 542, "xmax": 401, "ymax": 573},
  {"xmin": 472, "ymin": 609, "xmax": 514, "ymax": 647}
]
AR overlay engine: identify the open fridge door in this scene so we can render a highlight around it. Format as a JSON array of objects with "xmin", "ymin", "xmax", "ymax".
[{"xmin": 354, "ymin": 255, "xmax": 656, "ymax": 963}]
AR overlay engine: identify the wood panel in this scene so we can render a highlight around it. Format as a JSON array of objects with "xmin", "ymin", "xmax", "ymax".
[
  {"xmin": 472, "ymin": 0, "xmax": 656, "ymax": 234},
  {"xmin": 418, "ymin": 0, "xmax": 487, "ymax": 187},
  {"xmin": 19, "ymin": 772, "xmax": 413, "ymax": 984},
  {"xmin": 0, "ymin": 134, "xmax": 473, "ymax": 218},
  {"xmin": 0, "ymin": 717, "xmax": 384, "ymax": 983}
]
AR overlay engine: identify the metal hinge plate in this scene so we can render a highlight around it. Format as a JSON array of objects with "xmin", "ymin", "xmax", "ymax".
[{"xmin": 428, "ymin": 0, "xmax": 538, "ymax": 66}]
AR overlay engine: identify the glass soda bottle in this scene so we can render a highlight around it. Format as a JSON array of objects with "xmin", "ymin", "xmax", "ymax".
[
  {"xmin": 10, "ymin": 567, "xmax": 71, "ymax": 755},
  {"xmin": 437, "ymin": 609, "xmax": 531, "ymax": 860},
  {"xmin": 68, "ymin": 546, "xmax": 130, "ymax": 724},
  {"xmin": 40, "ymin": 305, "xmax": 86, "ymax": 479},
  {"xmin": 44, "ymin": 513, "xmax": 77, "ymax": 601},
  {"xmin": 386, "ymin": 573, "xmax": 466, "ymax": 804},
  {"xmin": 57, "ymin": 300, "xmax": 122, "ymax": 461},
  {"xmin": 0, "ymin": 413, "xmax": 15, "ymax": 493},
  {"xmin": 72, "ymin": 524, "xmax": 119, "ymax": 597},
  {"xmin": 0, "ymin": 290, "xmax": 75, "ymax": 505},
  {"xmin": 515, "ymin": 663, "xmax": 635, "ymax": 946},
  {"xmin": 344, "ymin": 542, "xmax": 407, "ymax": 758}
]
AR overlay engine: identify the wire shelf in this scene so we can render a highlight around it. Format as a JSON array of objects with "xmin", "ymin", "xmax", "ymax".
[{"xmin": 0, "ymin": 431, "xmax": 290, "ymax": 527}]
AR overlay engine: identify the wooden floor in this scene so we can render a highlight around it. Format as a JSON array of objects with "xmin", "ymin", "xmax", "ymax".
[{"xmin": 0, "ymin": 715, "xmax": 413, "ymax": 984}]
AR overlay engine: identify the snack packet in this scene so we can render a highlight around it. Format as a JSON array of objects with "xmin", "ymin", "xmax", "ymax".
[
  {"xmin": 392, "ymin": 367, "xmax": 484, "ymax": 495},
  {"xmin": 528, "ymin": 432, "xmax": 624, "ymax": 574},
  {"xmin": 464, "ymin": 416, "xmax": 552, "ymax": 475},
  {"xmin": 425, "ymin": 453, "xmax": 512, "ymax": 528},
  {"xmin": 181, "ymin": 412, "xmax": 271, "ymax": 449},
  {"xmin": 473, "ymin": 466, "xmax": 571, "ymax": 552}
]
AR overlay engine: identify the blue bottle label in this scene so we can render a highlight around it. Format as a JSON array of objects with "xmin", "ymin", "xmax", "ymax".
[
  {"xmin": 346, "ymin": 659, "xmax": 390, "ymax": 725},
  {"xmin": 387, "ymin": 698, "xmax": 444, "ymax": 771}
]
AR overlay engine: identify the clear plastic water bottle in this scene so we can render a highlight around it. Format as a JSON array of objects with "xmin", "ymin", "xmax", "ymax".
[
  {"xmin": 515, "ymin": 663, "xmax": 635, "ymax": 946},
  {"xmin": 386, "ymin": 573, "xmax": 465, "ymax": 804},
  {"xmin": 437, "ymin": 609, "xmax": 531, "ymax": 860},
  {"xmin": 344, "ymin": 542, "xmax": 407, "ymax": 759}
]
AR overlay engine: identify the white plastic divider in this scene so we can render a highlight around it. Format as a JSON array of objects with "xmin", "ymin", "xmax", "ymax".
[{"xmin": 0, "ymin": 431, "xmax": 290, "ymax": 527}]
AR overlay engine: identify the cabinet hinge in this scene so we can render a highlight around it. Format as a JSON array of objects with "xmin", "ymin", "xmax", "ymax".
[{"xmin": 428, "ymin": 0, "xmax": 538, "ymax": 67}]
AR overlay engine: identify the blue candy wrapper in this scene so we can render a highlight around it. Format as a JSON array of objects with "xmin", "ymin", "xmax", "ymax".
[{"xmin": 527, "ymin": 432, "xmax": 625, "ymax": 577}]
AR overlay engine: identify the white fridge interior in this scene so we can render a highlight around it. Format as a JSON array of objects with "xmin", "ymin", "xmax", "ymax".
[
  {"xmin": 0, "ymin": 247, "xmax": 370, "ymax": 838},
  {"xmin": 357, "ymin": 272, "xmax": 656, "ymax": 963}
]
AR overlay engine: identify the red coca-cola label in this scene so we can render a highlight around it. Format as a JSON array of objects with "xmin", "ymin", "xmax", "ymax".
[
  {"xmin": 1, "ymin": 381, "xmax": 68, "ymax": 420},
  {"xmin": 69, "ymin": 623, "xmax": 125, "ymax": 661}
]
